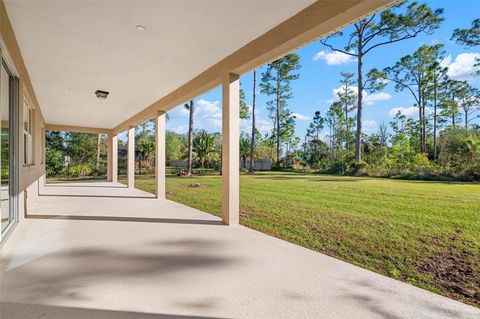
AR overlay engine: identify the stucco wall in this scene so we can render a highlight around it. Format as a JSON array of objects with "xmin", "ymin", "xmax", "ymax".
[{"xmin": 1, "ymin": 0, "xmax": 46, "ymax": 201}]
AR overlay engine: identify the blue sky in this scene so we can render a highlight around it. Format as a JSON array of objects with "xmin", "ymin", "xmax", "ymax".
[{"xmin": 142, "ymin": 0, "xmax": 480, "ymax": 142}]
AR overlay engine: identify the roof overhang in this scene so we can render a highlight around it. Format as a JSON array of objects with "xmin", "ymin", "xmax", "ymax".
[{"xmin": 3, "ymin": 0, "xmax": 396, "ymax": 133}]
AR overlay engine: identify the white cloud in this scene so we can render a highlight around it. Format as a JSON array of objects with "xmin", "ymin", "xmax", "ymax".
[
  {"xmin": 240, "ymin": 117, "xmax": 273, "ymax": 136},
  {"xmin": 328, "ymin": 86, "xmax": 391, "ymax": 105},
  {"xmin": 167, "ymin": 99, "xmax": 225, "ymax": 132},
  {"xmin": 291, "ymin": 113, "xmax": 310, "ymax": 121},
  {"xmin": 313, "ymin": 50, "xmax": 355, "ymax": 65},
  {"xmin": 167, "ymin": 106, "xmax": 189, "ymax": 119},
  {"xmin": 388, "ymin": 106, "xmax": 418, "ymax": 118},
  {"xmin": 388, "ymin": 106, "xmax": 433, "ymax": 118},
  {"xmin": 362, "ymin": 120, "xmax": 378, "ymax": 134},
  {"xmin": 439, "ymin": 55, "xmax": 452, "ymax": 69},
  {"xmin": 364, "ymin": 92, "xmax": 392, "ymax": 105},
  {"xmin": 256, "ymin": 118, "xmax": 273, "ymax": 135},
  {"xmin": 170, "ymin": 124, "xmax": 187, "ymax": 134},
  {"xmin": 240, "ymin": 118, "xmax": 250, "ymax": 133},
  {"xmin": 196, "ymin": 99, "xmax": 221, "ymax": 118},
  {"xmin": 195, "ymin": 99, "xmax": 222, "ymax": 130},
  {"xmin": 327, "ymin": 86, "xmax": 354, "ymax": 103},
  {"xmin": 442, "ymin": 53, "xmax": 480, "ymax": 81}
]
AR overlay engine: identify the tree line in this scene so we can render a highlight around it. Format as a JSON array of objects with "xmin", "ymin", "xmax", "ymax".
[
  {"xmin": 175, "ymin": 2, "xmax": 479, "ymax": 180},
  {"xmin": 45, "ymin": 1, "xmax": 480, "ymax": 181}
]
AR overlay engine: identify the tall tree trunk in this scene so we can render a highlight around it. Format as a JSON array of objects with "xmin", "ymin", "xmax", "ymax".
[
  {"xmin": 433, "ymin": 76, "xmax": 437, "ymax": 160},
  {"xmin": 276, "ymin": 78, "xmax": 280, "ymax": 165},
  {"xmin": 452, "ymin": 93, "xmax": 456, "ymax": 128},
  {"xmin": 465, "ymin": 112, "xmax": 468, "ymax": 130},
  {"xmin": 422, "ymin": 94, "xmax": 426, "ymax": 153},
  {"xmin": 187, "ymin": 99, "xmax": 194, "ymax": 176},
  {"xmin": 249, "ymin": 70, "xmax": 256, "ymax": 173},
  {"xmin": 329, "ymin": 124, "xmax": 333, "ymax": 159},
  {"xmin": 355, "ymin": 46, "xmax": 363, "ymax": 164},
  {"xmin": 417, "ymin": 86, "xmax": 424, "ymax": 153},
  {"xmin": 138, "ymin": 156, "xmax": 142, "ymax": 175},
  {"xmin": 344, "ymin": 85, "xmax": 349, "ymax": 152}
]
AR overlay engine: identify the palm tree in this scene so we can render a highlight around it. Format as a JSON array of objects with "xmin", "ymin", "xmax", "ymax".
[
  {"xmin": 136, "ymin": 120, "xmax": 155, "ymax": 175},
  {"xmin": 193, "ymin": 130, "xmax": 215, "ymax": 168},
  {"xmin": 239, "ymin": 133, "xmax": 251, "ymax": 169}
]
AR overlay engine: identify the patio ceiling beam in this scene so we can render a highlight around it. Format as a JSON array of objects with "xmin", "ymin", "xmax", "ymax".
[
  {"xmin": 111, "ymin": 0, "xmax": 395, "ymax": 135},
  {"xmin": 46, "ymin": 124, "xmax": 111, "ymax": 135}
]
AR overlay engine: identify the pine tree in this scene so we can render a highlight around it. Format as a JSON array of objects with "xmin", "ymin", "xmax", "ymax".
[
  {"xmin": 383, "ymin": 44, "xmax": 445, "ymax": 153},
  {"xmin": 320, "ymin": 1, "xmax": 443, "ymax": 163},
  {"xmin": 260, "ymin": 53, "xmax": 301, "ymax": 165}
]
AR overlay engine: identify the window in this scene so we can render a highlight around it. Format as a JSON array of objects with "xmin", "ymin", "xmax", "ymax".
[{"xmin": 23, "ymin": 99, "xmax": 33, "ymax": 165}]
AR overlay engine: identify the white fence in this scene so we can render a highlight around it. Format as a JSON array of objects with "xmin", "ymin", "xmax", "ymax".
[
  {"xmin": 168, "ymin": 160, "xmax": 188, "ymax": 168},
  {"xmin": 240, "ymin": 159, "xmax": 272, "ymax": 171}
]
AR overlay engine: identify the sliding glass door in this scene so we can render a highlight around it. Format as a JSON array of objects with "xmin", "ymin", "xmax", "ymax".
[{"xmin": 0, "ymin": 55, "xmax": 18, "ymax": 240}]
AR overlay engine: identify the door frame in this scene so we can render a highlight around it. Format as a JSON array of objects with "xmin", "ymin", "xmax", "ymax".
[{"xmin": 0, "ymin": 44, "xmax": 20, "ymax": 244}]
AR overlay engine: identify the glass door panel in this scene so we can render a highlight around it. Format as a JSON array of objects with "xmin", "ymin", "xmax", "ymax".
[{"xmin": 1, "ymin": 60, "xmax": 12, "ymax": 234}]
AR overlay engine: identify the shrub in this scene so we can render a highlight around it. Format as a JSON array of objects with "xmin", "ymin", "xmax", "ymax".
[
  {"xmin": 46, "ymin": 149, "xmax": 64, "ymax": 177},
  {"xmin": 64, "ymin": 163, "xmax": 94, "ymax": 178}
]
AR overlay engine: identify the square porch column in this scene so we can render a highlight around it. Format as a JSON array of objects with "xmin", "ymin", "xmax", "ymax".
[
  {"xmin": 107, "ymin": 133, "xmax": 118, "ymax": 183},
  {"xmin": 128, "ymin": 126, "xmax": 135, "ymax": 188},
  {"xmin": 155, "ymin": 111, "xmax": 166, "ymax": 199},
  {"xmin": 221, "ymin": 73, "xmax": 240, "ymax": 225}
]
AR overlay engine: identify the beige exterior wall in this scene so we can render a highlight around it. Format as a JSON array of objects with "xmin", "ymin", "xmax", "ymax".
[{"xmin": 1, "ymin": 0, "xmax": 46, "ymax": 211}]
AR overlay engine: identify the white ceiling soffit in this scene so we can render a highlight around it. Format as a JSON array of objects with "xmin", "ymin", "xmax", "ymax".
[{"xmin": 4, "ymin": 0, "xmax": 314, "ymax": 129}]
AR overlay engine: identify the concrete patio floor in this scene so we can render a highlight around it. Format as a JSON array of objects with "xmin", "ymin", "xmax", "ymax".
[{"xmin": 0, "ymin": 182, "xmax": 478, "ymax": 319}]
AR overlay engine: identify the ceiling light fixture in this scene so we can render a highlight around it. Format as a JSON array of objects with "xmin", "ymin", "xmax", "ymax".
[
  {"xmin": 95, "ymin": 90, "xmax": 109, "ymax": 99},
  {"xmin": 136, "ymin": 25, "xmax": 146, "ymax": 32}
]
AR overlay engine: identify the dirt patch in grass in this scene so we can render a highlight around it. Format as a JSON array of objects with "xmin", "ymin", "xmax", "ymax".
[
  {"xmin": 240, "ymin": 210, "xmax": 250, "ymax": 218},
  {"xmin": 188, "ymin": 183, "xmax": 207, "ymax": 188},
  {"xmin": 240, "ymin": 210, "xmax": 267, "ymax": 219},
  {"xmin": 415, "ymin": 229, "xmax": 480, "ymax": 306}
]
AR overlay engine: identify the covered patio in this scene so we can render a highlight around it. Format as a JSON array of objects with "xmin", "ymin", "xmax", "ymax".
[
  {"xmin": 1, "ymin": 0, "xmax": 479, "ymax": 317},
  {"xmin": 1, "ymin": 182, "xmax": 478, "ymax": 318}
]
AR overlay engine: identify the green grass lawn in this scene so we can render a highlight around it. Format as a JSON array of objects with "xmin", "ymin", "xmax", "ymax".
[
  {"xmin": 123, "ymin": 172, "xmax": 480, "ymax": 306},
  {"xmin": 52, "ymin": 172, "xmax": 479, "ymax": 305}
]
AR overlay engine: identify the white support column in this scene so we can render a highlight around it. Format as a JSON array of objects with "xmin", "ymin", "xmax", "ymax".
[
  {"xmin": 111, "ymin": 134, "xmax": 118, "ymax": 182},
  {"xmin": 221, "ymin": 73, "xmax": 240, "ymax": 226},
  {"xmin": 155, "ymin": 111, "xmax": 166, "ymax": 199},
  {"xmin": 107, "ymin": 134, "xmax": 113, "ymax": 182},
  {"xmin": 128, "ymin": 126, "xmax": 135, "ymax": 188},
  {"xmin": 107, "ymin": 134, "xmax": 118, "ymax": 182}
]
